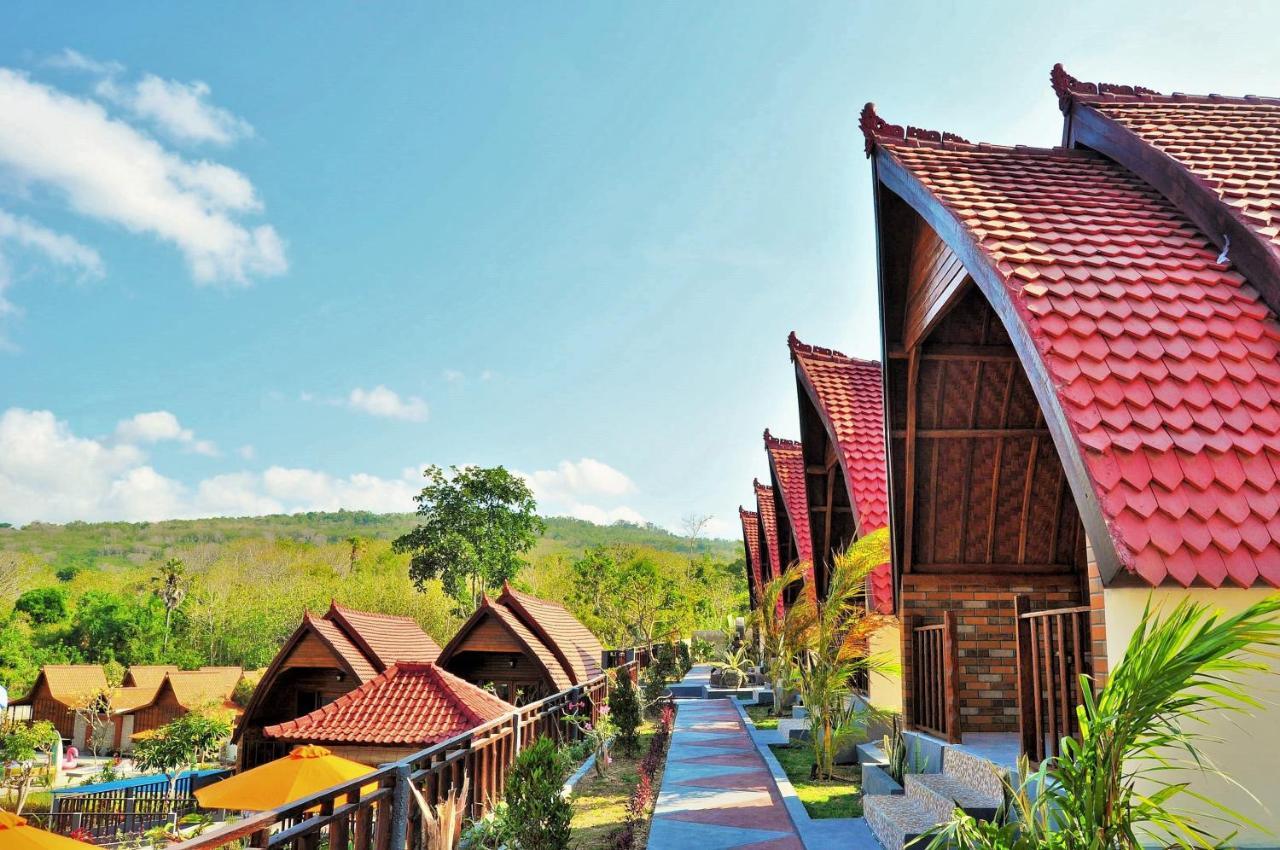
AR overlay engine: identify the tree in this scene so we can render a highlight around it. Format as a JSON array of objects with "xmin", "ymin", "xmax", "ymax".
[
  {"xmin": 152, "ymin": 558, "xmax": 188, "ymax": 652},
  {"xmin": 504, "ymin": 736, "xmax": 572, "ymax": 850},
  {"xmin": 67, "ymin": 591, "xmax": 166, "ymax": 665},
  {"xmin": 569, "ymin": 547, "xmax": 683, "ymax": 648},
  {"xmin": 133, "ymin": 710, "xmax": 233, "ymax": 804},
  {"xmin": 344, "ymin": 536, "xmax": 366, "ymax": 573},
  {"xmin": 393, "ymin": 465, "xmax": 544, "ymax": 611},
  {"xmin": 0, "ymin": 720, "xmax": 59, "ymax": 814},
  {"xmin": 70, "ymin": 687, "xmax": 116, "ymax": 758},
  {"xmin": 14, "ymin": 587, "xmax": 68, "ymax": 625},
  {"xmin": 610, "ymin": 670, "xmax": 642, "ymax": 756}
]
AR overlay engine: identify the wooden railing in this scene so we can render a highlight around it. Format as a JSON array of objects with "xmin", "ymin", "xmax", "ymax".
[
  {"xmin": 1015, "ymin": 597, "xmax": 1091, "ymax": 761},
  {"xmin": 169, "ymin": 660, "xmax": 635, "ymax": 850},
  {"xmin": 910, "ymin": 612, "xmax": 960, "ymax": 743},
  {"xmin": 33, "ymin": 769, "xmax": 230, "ymax": 839}
]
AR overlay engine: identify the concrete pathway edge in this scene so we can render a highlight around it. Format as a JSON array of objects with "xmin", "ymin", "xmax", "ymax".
[{"xmin": 732, "ymin": 698, "xmax": 880, "ymax": 850}]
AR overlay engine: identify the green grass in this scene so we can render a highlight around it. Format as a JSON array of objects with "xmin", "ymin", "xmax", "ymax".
[
  {"xmin": 568, "ymin": 723, "xmax": 660, "ymax": 848},
  {"xmin": 745, "ymin": 704, "xmax": 782, "ymax": 730},
  {"xmin": 769, "ymin": 744, "xmax": 862, "ymax": 819}
]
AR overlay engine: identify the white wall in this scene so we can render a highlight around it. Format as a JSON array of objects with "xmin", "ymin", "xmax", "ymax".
[
  {"xmin": 869, "ymin": 620, "xmax": 903, "ymax": 714},
  {"xmin": 1104, "ymin": 586, "xmax": 1280, "ymax": 848}
]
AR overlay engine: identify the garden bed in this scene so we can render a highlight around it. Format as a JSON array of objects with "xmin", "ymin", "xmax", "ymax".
[
  {"xmin": 768, "ymin": 743, "xmax": 863, "ymax": 819},
  {"xmin": 568, "ymin": 722, "xmax": 656, "ymax": 848}
]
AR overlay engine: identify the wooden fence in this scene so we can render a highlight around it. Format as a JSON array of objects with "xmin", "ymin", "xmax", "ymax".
[
  {"xmin": 909, "ymin": 612, "xmax": 960, "ymax": 743},
  {"xmin": 1014, "ymin": 597, "xmax": 1091, "ymax": 761},
  {"xmin": 31, "ymin": 769, "xmax": 230, "ymax": 840},
  {"xmin": 170, "ymin": 661, "xmax": 634, "ymax": 850}
]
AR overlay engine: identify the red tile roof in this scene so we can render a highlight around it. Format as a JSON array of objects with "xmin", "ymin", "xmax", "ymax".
[
  {"xmin": 327, "ymin": 603, "xmax": 441, "ymax": 668},
  {"xmin": 485, "ymin": 601, "xmax": 574, "ymax": 690},
  {"xmin": 864, "ymin": 104, "xmax": 1280, "ymax": 589},
  {"xmin": 499, "ymin": 585, "xmax": 603, "ymax": 684},
  {"xmin": 263, "ymin": 663, "xmax": 513, "ymax": 746},
  {"xmin": 739, "ymin": 506, "xmax": 763, "ymax": 599},
  {"xmin": 764, "ymin": 430, "xmax": 816, "ymax": 603},
  {"xmin": 789, "ymin": 334, "xmax": 893, "ymax": 611},
  {"xmin": 753, "ymin": 479, "xmax": 782, "ymax": 582}
]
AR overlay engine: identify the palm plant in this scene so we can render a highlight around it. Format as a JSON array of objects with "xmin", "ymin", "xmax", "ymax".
[
  {"xmin": 790, "ymin": 529, "xmax": 897, "ymax": 780},
  {"xmin": 748, "ymin": 562, "xmax": 808, "ymax": 717},
  {"xmin": 718, "ymin": 645, "xmax": 751, "ymax": 688},
  {"xmin": 928, "ymin": 593, "xmax": 1280, "ymax": 850}
]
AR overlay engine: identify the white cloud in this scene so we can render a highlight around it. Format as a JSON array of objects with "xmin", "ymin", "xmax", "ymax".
[
  {"xmin": 0, "ymin": 407, "xmax": 421, "ymax": 524},
  {"xmin": 237, "ymin": 444, "xmax": 255, "ymax": 460},
  {"xmin": 97, "ymin": 75, "xmax": 253, "ymax": 146},
  {"xmin": 0, "ymin": 67, "xmax": 285, "ymax": 285},
  {"xmin": 515, "ymin": 458, "xmax": 642, "ymax": 526},
  {"xmin": 114, "ymin": 410, "xmax": 218, "ymax": 456},
  {"xmin": 347, "ymin": 386, "xmax": 428, "ymax": 422},
  {"xmin": 442, "ymin": 369, "xmax": 464, "ymax": 383},
  {"xmin": 45, "ymin": 49, "xmax": 123, "ymax": 77},
  {"xmin": 0, "ymin": 208, "xmax": 103, "ymax": 317}
]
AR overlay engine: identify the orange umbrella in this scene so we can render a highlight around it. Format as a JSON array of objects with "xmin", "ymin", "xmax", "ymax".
[
  {"xmin": 0, "ymin": 811, "xmax": 94, "ymax": 850},
  {"xmin": 194, "ymin": 745, "xmax": 376, "ymax": 812}
]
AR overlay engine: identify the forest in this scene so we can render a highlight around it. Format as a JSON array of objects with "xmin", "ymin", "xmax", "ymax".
[{"xmin": 0, "ymin": 511, "xmax": 746, "ymax": 695}]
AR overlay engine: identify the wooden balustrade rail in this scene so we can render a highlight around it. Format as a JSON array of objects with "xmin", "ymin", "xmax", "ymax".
[
  {"xmin": 910, "ymin": 611, "xmax": 961, "ymax": 743},
  {"xmin": 170, "ymin": 659, "xmax": 639, "ymax": 850},
  {"xmin": 1014, "ymin": 597, "xmax": 1091, "ymax": 761}
]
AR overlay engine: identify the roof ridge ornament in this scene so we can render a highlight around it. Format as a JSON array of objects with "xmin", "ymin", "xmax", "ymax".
[
  {"xmin": 763, "ymin": 428, "xmax": 802, "ymax": 449},
  {"xmin": 859, "ymin": 103, "xmax": 969, "ymax": 156},
  {"xmin": 1051, "ymin": 63, "xmax": 1162, "ymax": 111}
]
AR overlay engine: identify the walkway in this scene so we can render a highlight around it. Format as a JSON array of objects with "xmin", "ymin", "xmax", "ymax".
[{"xmin": 647, "ymin": 698, "xmax": 803, "ymax": 850}]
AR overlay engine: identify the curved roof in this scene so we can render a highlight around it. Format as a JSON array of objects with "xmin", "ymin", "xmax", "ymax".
[
  {"xmin": 327, "ymin": 603, "xmax": 441, "ymax": 668},
  {"xmin": 764, "ymin": 430, "xmax": 816, "ymax": 604},
  {"xmin": 863, "ymin": 103, "xmax": 1280, "ymax": 589},
  {"xmin": 499, "ymin": 585, "xmax": 603, "ymax": 684},
  {"xmin": 263, "ymin": 663, "xmax": 513, "ymax": 746},
  {"xmin": 788, "ymin": 334, "xmax": 893, "ymax": 611},
  {"xmin": 739, "ymin": 506, "xmax": 763, "ymax": 601},
  {"xmin": 753, "ymin": 479, "xmax": 782, "ymax": 581}
]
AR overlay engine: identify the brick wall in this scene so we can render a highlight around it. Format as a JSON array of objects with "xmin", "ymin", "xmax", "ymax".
[
  {"xmin": 1085, "ymin": 536, "xmax": 1109, "ymax": 683},
  {"xmin": 899, "ymin": 573, "xmax": 1084, "ymax": 734}
]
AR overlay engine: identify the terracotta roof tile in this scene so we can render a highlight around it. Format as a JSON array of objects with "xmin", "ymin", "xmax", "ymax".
[
  {"xmin": 499, "ymin": 585, "xmax": 603, "ymax": 684},
  {"xmin": 753, "ymin": 480, "xmax": 782, "ymax": 581},
  {"xmin": 307, "ymin": 614, "xmax": 379, "ymax": 682},
  {"xmin": 764, "ymin": 430, "xmax": 817, "ymax": 604},
  {"xmin": 32, "ymin": 666, "xmax": 108, "ymax": 705},
  {"xmin": 867, "ymin": 109, "xmax": 1280, "ymax": 588},
  {"xmin": 123, "ymin": 666, "xmax": 179, "ymax": 690},
  {"xmin": 263, "ymin": 663, "xmax": 513, "ymax": 746},
  {"xmin": 485, "ymin": 601, "xmax": 573, "ymax": 690},
  {"xmin": 327, "ymin": 603, "xmax": 441, "ymax": 669},
  {"xmin": 166, "ymin": 671, "xmax": 240, "ymax": 710},
  {"xmin": 739, "ymin": 506, "xmax": 763, "ymax": 599},
  {"xmin": 789, "ymin": 335, "xmax": 893, "ymax": 610}
]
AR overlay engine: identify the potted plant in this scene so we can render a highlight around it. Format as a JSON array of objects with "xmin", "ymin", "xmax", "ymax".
[{"xmin": 718, "ymin": 646, "xmax": 750, "ymax": 689}]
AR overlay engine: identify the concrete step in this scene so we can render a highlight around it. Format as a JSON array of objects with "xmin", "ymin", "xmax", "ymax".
[
  {"xmin": 904, "ymin": 773, "xmax": 1000, "ymax": 823},
  {"xmin": 863, "ymin": 793, "xmax": 936, "ymax": 850},
  {"xmin": 857, "ymin": 741, "xmax": 886, "ymax": 765},
  {"xmin": 942, "ymin": 746, "xmax": 1007, "ymax": 800},
  {"xmin": 666, "ymin": 684, "xmax": 705, "ymax": 698}
]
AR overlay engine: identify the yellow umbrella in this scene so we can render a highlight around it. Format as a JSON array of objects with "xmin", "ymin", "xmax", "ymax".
[
  {"xmin": 0, "ymin": 811, "xmax": 94, "ymax": 850},
  {"xmin": 194, "ymin": 745, "xmax": 377, "ymax": 812}
]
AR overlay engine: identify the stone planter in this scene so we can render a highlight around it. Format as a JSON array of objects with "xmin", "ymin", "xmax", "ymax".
[{"xmin": 862, "ymin": 762, "xmax": 905, "ymax": 796}]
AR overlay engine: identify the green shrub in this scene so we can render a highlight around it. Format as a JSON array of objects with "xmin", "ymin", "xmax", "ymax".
[
  {"xmin": 611, "ymin": 670, "xmax": 642, "ymax": 756},
  {"xmin": 675, "ymin": 641, "xmax": 692, "ymax": 677},
  {"xmin": 640, "ymin": 664, "xmax": 667, "ymax": 718},
  {"xmin": 505, "ymin": 736, "xmax": 571, "ymax": 850}
]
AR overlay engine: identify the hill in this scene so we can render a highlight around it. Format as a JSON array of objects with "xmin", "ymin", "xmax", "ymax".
[{"xmin": 0, "ymin": 512, "xmax": 745, "ymax": 695}]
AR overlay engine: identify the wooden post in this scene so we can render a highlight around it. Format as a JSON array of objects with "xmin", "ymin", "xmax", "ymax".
[
  {"xmin": 383, "ymin": 763, "xmax": 411, "ymax": 850},
  {"xmin": 941, "ymin": 611, "xmax": 962, "ymax": 743},
  {"xmin": 1013, "ymin": 595, "xmax": 1039, "ymax": 761}
]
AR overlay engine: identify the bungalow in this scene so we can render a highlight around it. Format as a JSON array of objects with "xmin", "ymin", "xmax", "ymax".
[
  {"xmin": 234, "ymin": 602, "xmax": 441, "ymax": 768},
  {"xmin": 261, "ymin": 662, "xmax": 514, "ymax": 766},
  {"xmin": 855, "ymin": 67, "xmax": 1280, "ymax": 844},
  {"xmin": 9, "ymin": 665, "xmax": 108, "ymax": 744},
  {"xmin": 738, "ymin": 507, "xmax": 763, "ymax": 609},
  {"xmin": 437, "ymin": 584, "xmax": 603, "ymax": 706},
  {"xmin": 763, "ymin": 430, "xmax": 817, "ymax": 606},
  {"xmin": 117, "ymin": 668, "xmax": 245, "ymax": 752}
]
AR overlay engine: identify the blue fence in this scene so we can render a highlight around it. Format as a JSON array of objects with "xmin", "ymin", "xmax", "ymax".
[{"xmin": 33, "ymin": 768, "xmax": 231, "ymax": 840}]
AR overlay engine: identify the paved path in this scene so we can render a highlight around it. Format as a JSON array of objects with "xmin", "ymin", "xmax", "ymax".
[{"xmin": 647, "ymin": 699, "xmax": 803, "ymax": 850}]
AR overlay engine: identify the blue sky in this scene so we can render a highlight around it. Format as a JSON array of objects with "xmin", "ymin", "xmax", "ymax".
[{"xmin": 2, "ymin": 1, "xmax": 1278, "ymax": 535}]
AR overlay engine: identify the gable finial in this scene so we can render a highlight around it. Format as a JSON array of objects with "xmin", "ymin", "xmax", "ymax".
[{"xmin": 859, "ymin": 102, "xmax": 904, "ymax": 157}]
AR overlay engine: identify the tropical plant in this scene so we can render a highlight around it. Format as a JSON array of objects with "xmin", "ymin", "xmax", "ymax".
[
  {"xmin": 675, "ymin": 640, "xmax": 692, "ymax": 677},
  {"xmin": 393, "ymin": 465, "xmax": 544, "ymax": 612},
  {"xmin": 410, "ymin": 776, "xmax": 468, "ymax": 850},
  {"xmin": 717, "ymin": 645, "xmax": 751, "ymax": 689},
  {"xmin": 748, "ymin": 562, "xmax": 808, "ymax": 717},
  {"xmin": 610, "ymin": 670, "xmax": 642, "ymax": 757},
  {"xmin": 0, "ymin": 719, "xmax": 58, "ymax": 814},
  {"xmin": 691, "ymin": 637, "xmax": 717, "ymax": 662},
  {"xmin": 640, "ymin": 663, "xmax": 668, "ymax": 718},
  {"xmin": 561, "ymin": 700, "xmax": 615, "ymax": 777},
  {"xmin": 461, "ymin": 801, "xmax": 512, "ymax": 850},
  {"xmin": 928, "ymin": 594, "xmax": 1280, "ymax": 850},
  {"xmin": 882, "ymin": 715, "xmax": 908, "ymax": 785},
  {"xmin": 133, "ymin": 710, "xmax": 233, "ymax": 804},
  {"xmin": 504, "ymin": 736, "xmax": 572, "ymax": 850},
  {"xmin": 789, "ymin": 529, "xmax": 896, "ymax": 779},
  {"xmin": 152, "ymin": 558, "xmax": 188, "ymax": 652}
]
